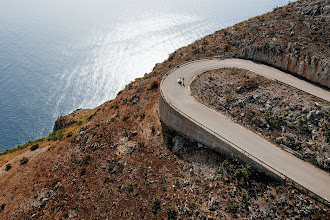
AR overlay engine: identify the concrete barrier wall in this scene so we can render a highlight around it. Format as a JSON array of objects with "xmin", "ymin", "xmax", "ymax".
[{"xmin": 159, "ymin": 94, "xmax": 283, "ymax": 180}]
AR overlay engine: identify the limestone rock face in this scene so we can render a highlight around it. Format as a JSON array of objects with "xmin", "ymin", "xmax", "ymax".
[
  {"xmin": 235, "ymin": 0, "xmax": 330, "ymax": 88},
  {"xmin": 237, "ymin": 43, "xmax": 329, "ymax": 88}
]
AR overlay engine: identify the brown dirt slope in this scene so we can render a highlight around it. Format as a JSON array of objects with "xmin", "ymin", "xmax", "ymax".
[{"xmin": 0, "ymin": 0, "xmax": 329, "ymax": 219}]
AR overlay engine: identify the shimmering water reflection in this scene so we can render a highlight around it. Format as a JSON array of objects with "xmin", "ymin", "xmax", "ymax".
[{"xmin": 0, "ymin": 0, "xmax": 289, "ymax": 150}]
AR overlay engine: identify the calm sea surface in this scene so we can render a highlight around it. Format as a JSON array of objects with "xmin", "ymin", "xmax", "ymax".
[{"xmin": 0, "ymin": 0, "xmax": 289, "ymax": 151}]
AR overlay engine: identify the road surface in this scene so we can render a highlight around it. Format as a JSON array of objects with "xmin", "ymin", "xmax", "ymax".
[{"xmin": 161, "ymin": 58, "xmax": 330, "ymax": 201}]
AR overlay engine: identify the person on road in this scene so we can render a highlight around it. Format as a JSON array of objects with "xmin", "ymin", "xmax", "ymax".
[{"xmin": 177, "ymin": 77, "xmax": 182, "ymax": 85}]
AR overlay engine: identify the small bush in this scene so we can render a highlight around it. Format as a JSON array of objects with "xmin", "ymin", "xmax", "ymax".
[
  {"xmin": 228, "ymin": 202, "xmax": 239, "ymax": 213},
  {"xmin": 58, "ymin": 131, "xmax": 64, "ymax": 140},
  {"xmin": 48, "ymin": 131, "xmax": 65, "ymax": 141},
  {"xmin": 71, "ymin": 138, "xmax": 78, "ymax": 144},
  {"xmin": 47, "ymin": 132, "xmax": 58, "ymax": 141},
  {"xmin": 149, "ymin": 81, "xmax": 159, "ymax": 90},
  {"xmin": 83, "ymin": 154, "xmax": 91, "ymax": 164},
  {"xmin": 127, "ymin": 184, "xmax": 134, "ymax": 193},
  {"xmin": 66, "ymin": 132, "xmax": 73, "ymax": 138},
  {"xmin": 225, "ymin": 93, "xmax": 233, "ymax": 103},
  {"xmin": 138, "ymin": 142, "xmax": 145, "ymax": 152},
  {"xmin": 0, "ymin": 203, "xmax": 6, "ymax": 211},
  {"xmin": 167, "ymin": 203, "xmax": 177, "ymax": 219},
  {"xmin": 136, "ymin": 112, "xmax": 145, "ymax": 120},
  {"xmin": 152, "ymin": 196, "xmax": 161, "ymax": 214},
  {"xmin": 112, "ymin": 100, "xmax": 120, "ymax": 109},
  {"xmin": 88, "ymin": 114, "xmax": 94, "ymax": 121},
  {"xmin": 122, "ymin": 115, "xmax": 129, "ymax": 121},
  {"xmin": 30, "ymin": 144, "xmax": 39, "ymax": 151},
  {"xmin": 20, "ymin": 157, "xmax": 29, "ymax": 165},
  {"xmin": 150, "ymin": 124, "xmax": 155, "ymax": 134},
  {"xmin": 80, "ymin": 167, "xmax": 86, "ymax": 176},
  {"xmin": 108, "ymin": 164, "xmax": 115, "ymax": 174},
  {"xmin": 5, "ymin": 163, "xmax": 11, "ymax": 171},
  {"xmin": 76, "ymin": 120, "xmax": 83, "ymax": 126}
]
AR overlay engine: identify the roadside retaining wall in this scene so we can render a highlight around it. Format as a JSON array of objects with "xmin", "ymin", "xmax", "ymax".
[{"xmin": 159, "ymin": 94, "xmax": 284, "ymax": 180}]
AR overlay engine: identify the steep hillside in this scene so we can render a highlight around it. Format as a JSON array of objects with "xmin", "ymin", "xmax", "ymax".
[{"xmin": 0, "ymin": 0, "xmax": 329, "ymax": 219}]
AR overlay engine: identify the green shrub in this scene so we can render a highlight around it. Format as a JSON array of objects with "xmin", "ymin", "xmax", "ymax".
[
  {"xmin": 88, "ymin": 114, "xmax": 94, "ymax": 121},
  {"xmin": 138, "ymin": 142, "xmax": 145, "ymax": 149},
  {"xmin": 76, "ymin": 120, "xmax": 83, "ymax": 126},
  {"xmin": 150, "ymin": 124, "xmax": 155, "ymax": 134},
  {"xmin": 234, "ymin": 164, "xmax": 251, "ymax": 179},
  {"xmin": 0, "ymin": 204, "xmax": 6, "ymax": 211},
  {"xmin": 47, "ymin": 130, "xmax": 65, "ymax": 141},
  {"xmin": 20, "ymin": 157, "xmax": 29, "ymax": 165},
  {"xmin": 66, "ymin": 132, "xmax": 73, "ymax": 138},
  {"xmin": 127, "ymin": 184, "xmax": 134, "ymax": 193},
  {"xmin": 71, "ymin": 138, "xmax": 78, "ymax": 144},
  {"xmin": 5, "ymin": 163, "xmax": 11, "ymax": 171},
  {"xmin": 122, "ymin": 115, "xmax": 129, "ymax": 121},
  {"xmin": 30, "ymin": 144, "xmax": 39, "ymax": 151},
  {"xmin": 47, "ymin": 132, "xmax": 58, "ymax": 141},
  {"xmin": 58, "ymin": 131, "xmax": 64, "ymax": 140},
  {"xmin": 136, "ymin": 112, "xmax": 145, "ymax": 120},
  {"xmin": 228, "ymin": 202, "xmax": 239, "ymax": 213},
  {"xmin": 112, "ymin": 100, "xmax": 120, "ymax": 109},
  {"xmin": 167, "ymin": 203, "xmax": 177, "ymax": 219},
  {"xmin": 152, "ymin": 196, "xmax": 161, "ymax": 214},
  {"xmin": 225, "ymin": 93, "xmax": 233, "ymax": 103}
]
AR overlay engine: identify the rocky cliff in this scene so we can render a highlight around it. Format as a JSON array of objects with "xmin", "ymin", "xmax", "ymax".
[
  {"xmin": 236, "ymin": 0, "xmax": 330, "ymax": 88},
  {"xmin": 238, "ymin": 42, "xmax": 329, "ymax": 88}
]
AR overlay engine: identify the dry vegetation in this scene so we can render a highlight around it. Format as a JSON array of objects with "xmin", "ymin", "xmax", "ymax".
[{"xmin": 0, "ymin": 0, "xmax": 329, "ymax": 219}]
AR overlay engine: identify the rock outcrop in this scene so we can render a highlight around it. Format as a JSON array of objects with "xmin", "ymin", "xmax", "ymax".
[
  {"xmin": 237, "ymin": 43, "xmax": 329, "ymax": 88},
  {"xmin": 236, "ymin": 0, "xmax": 330, "ymax": 88}
]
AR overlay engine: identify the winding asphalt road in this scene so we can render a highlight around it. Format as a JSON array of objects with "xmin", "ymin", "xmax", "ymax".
[{"xmin": 161, "ymin": 58, "xmax": 330, "ymax": 201}]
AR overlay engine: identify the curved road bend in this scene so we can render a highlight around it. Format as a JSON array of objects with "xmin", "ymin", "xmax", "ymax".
[{"xmin": 161, "ymin": 59, "xmax": 330, "ymax": 201}]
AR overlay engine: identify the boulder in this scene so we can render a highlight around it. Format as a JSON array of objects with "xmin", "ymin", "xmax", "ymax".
[
  {"xmin": 286, "ymin": 133, "xmax": 297, "ymax": 144},
  {"xmin": 302, "ymin": 107, "xmax": 309, "ymax": 113}
]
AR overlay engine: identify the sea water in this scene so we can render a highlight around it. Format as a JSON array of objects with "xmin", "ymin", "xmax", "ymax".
[{"xmin": 0, "ymin": 0, "xmax": 289, "ymax": 151}]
